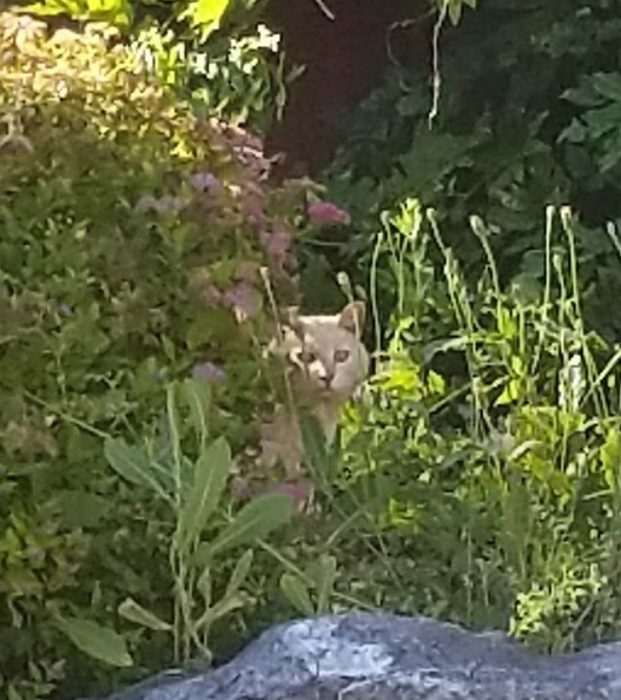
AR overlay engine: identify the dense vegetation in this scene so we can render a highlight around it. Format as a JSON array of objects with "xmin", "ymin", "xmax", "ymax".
[{"xmin": 2, "ymin": 0, "xmax": 621, "ymax": 699}]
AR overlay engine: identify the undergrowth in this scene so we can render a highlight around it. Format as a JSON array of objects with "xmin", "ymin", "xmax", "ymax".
[{"xmin": 291, "ymin": 199, "xmax": 621, "ymax": 654}]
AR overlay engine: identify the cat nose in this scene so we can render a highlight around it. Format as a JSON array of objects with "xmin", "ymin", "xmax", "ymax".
[{"xmin": 319, "ymin": 370, "xmax": 334, "ymax": 386}]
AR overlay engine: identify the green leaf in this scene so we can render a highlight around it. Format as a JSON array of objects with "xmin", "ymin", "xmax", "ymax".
[
  {"xmin": 188, "ymin": 0, "xmax": 230, "ymax": 35},
  {"xmin": 197, "ymin": 493, "xmax": 294, "ymax": 561},
  {"xmin": 225, "ymin": 549, "xmax": 254, "ymax": 598},
  {"xmin": 448, "ymin": 0, "xmax": 462, "ymax": 26},
  {"xmin": 280, "ymin": 573, "xmax": 314, "ymax": 616},
  {"xmin": 104, "ymin": 436, "xmax": 172, "ymax": 505},
  {"xmin": 196, "ymin": 566, "xmax": 212, "ymax": 606},
  {"xmin": 181, "ymin": 378, "xmax": 212, "ymax": 446},
  {"xmin": 315, "ymin": 554, "xmax": 337, "ymax": 615},
  {"xmin": 20, "ymin": 0, "xmax": 132, "ymax": 26},
  {"xmin": 55, "ymin": 489, "xmax": 109, "ymax": 528},
  {"xmin": 422, "ymin": 336, "xmax": 467, "ymax": 364},
  {"xmin": 54, "ymin": 616, "xmax": 133, "ymax": 668},
  {"xmin": 194, "ymin": 592, "xmax": 246, "ymax": 632},
  {"xmin": 495, "ymin": 378, "xmax": 520, "ymax": 406},
  {"xmin": 166, "ymin": 384, "xmax": 183, "ymax": 496},
  {"xmin": 118, "ymin": 598, "xmax": 172, "ymax": 632},
  {"xmin": 19, "ymin": 0, "xmax": 87, "ymax": 18},
  {"xmin": 591, "ymin": 72, "xmax": 621, "ymax": 103},
  {"xmin": 176, "ymin": 437, "xmax": 231, "ymax": 551}
]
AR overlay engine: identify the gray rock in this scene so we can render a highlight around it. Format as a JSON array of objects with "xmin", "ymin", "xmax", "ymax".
[{"xmin": 97, "ymin": 612, "xmax": 621, "ymax": 700}]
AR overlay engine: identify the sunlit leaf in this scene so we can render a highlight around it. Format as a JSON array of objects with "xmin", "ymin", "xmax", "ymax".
[
  {"xmin": 448, "ymin": 0, "xmax": 462, "ymax": 26},
  {"xmin": 187, "ymin": 0, "xmax": 230, "ymax": 36}
]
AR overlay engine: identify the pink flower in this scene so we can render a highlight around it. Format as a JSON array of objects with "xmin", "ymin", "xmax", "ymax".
[
  {"xmin": 223, "ymin": 282, "xmax": 261, "ymax": 319},
  {"xmin": 192, "ymin": 362, "xmax": 226, "ymax": 383},
  {"xmin": 270, "ymin": 481, "xmax": 312, "ymax": 506},
  {"xmin": 263, "ymin": 230, "xmax": 291, "ymax": 262},
  {"xmin": 307, "ymin": 200, "xmax": 351, "ymax": 226}
]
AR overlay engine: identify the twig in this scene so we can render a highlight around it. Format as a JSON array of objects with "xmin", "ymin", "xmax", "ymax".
[
  {"xmin": 428, "ymin": 0, "xmax": 449, "ymax": 127},
  {"xmin": 311, "ymin": 0, "xmax": 335, "ymax": 21}
]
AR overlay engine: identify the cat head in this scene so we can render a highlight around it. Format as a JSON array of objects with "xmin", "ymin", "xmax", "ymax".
[{"xmin": 276, "ymin": 301, "xmax": 369, "ymax": 402}]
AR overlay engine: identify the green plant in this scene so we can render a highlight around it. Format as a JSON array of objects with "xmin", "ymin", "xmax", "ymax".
[
  {"xmin": 320, "ymin": 0, "xmax": 621, "ymax": 340},
  {"xmin": 16, "ymin": 0, "xmax": 292, "ymax": 132},
  {"xmin": 131, "ymin": 17, "xmax": 293, "ymax": 131},
  {"xmin": 297, "ymin": 198, "xmax": 621, "ymax": 653},
  {"xmin": 97, "ymin": 379, "xmax": 294, "ymax": 666},
  {"xmin": 0, "ymin": 12, "xmax": 310, "ymax": 698}
]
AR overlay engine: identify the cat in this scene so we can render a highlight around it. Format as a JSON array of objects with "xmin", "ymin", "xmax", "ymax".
[{"xmin": 260, "ymin": 301, "xmax": 369, "ymax": 477}]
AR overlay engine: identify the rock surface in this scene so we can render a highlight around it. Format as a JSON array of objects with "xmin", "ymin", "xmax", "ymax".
[{"xmin": 96, "ymin": 612, "xmax": 621, "ymax": 700}]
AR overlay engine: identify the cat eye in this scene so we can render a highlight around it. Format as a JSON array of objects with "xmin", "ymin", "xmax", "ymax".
[
  {"xmin": 297, "ymin": 349, "xmax": 317, "ymax": 364},
  {"xmin": 334, "ymin": 349, "xmax": 350, "ymax": 363}
]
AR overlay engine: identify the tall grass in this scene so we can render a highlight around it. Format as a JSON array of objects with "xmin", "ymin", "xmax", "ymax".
[{"xmin": 319, "ymin": 200, "xmax": 621, "ymax": 652}]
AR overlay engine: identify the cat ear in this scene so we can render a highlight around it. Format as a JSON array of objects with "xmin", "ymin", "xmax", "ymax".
[{"xmin": 338, "ymin": 301, "xmax": 365, "ymax": 336}]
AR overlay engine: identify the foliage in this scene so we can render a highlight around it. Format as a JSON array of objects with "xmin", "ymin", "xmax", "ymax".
[
  {"xmin": 7, "ymin": 0, "xmax": 621, "ymax": 697},
  {"xmin": 306, "ymin": 5, "xmax": 621, "ymax": 653},
  {"xmin": 101, "ymin": 379, "xmax": 295, "ymax": 666},
  {"xmin": 132, "ymin": 18, "xmax": 289, "ymax": 132},
  {"xmin": 17, "ymin": 0, "xmax": 134, "ymax": 27},
  {"xmin": 13, "ymin": 0, "xmax": 291, "ymax": 132},
  {"xmin": 321, "ymin": 0, "xmax": 621, "ymax": 341},
  {"xmin": 0, "ymin": 12, "xmax": 311, "ymax": 699},
  {"xmin": 298, "ymin": 199, "xmax": 621, "ymax": 653}
]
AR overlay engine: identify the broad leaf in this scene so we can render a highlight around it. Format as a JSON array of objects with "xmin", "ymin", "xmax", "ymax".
[
  {"xmin": 176, "ymin": 437, "xmax": 231, "ymax": 551},
  {"xmin": 197, "ymin": 493, "xmax": 293, "ymax": 561},
  {"xmin": 104, "ymin": 437, "xmax": 172, "ymax": 504},
  {"xmin": 55, "ymin": 615, "xmax": 133, "ymax": 668}
]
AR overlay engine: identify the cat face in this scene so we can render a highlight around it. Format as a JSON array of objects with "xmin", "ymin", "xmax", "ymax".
[{"xmin": 279, "ymin": 302, "xmax": 369, "ymax": 402}]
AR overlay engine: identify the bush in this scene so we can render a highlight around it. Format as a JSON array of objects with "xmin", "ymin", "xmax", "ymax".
[{"xmin": 0, "ymin": 12, "xmax": 309, "ymax": 699}]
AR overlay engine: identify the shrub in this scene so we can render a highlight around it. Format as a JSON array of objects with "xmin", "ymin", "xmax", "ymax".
[{"xmin": 0, "ymin": 12, "xmax": 309, "ymax": 698}]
